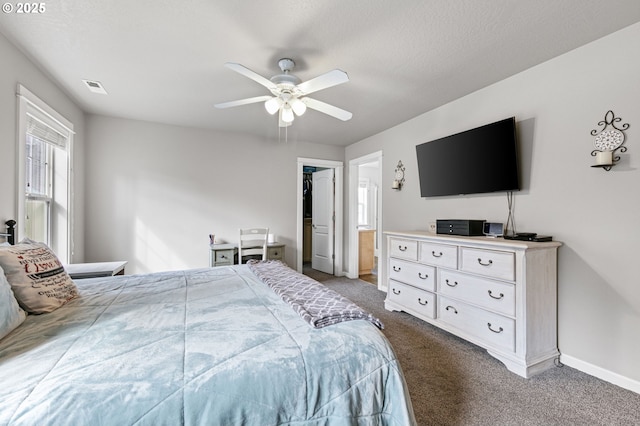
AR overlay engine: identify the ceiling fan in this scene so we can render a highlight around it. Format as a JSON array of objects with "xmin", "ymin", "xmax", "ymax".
[{"xmin": 214, "ymin": 58, "xmax": 352, "ymax": 127}]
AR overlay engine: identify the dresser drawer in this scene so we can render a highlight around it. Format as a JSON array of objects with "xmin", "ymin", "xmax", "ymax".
[
  {"xmin": 267, "ymin": 246, "xmax": 284, "ymax": 260},
  {"xmin": 389, "ymin": 258, "xmax": 435, "ymax": 292},
  {"xmin": 215, "ymin": 249, "xmax": 235, "ymax": 265},
  {"xmin": 389, "ymin": 238, "xmax": 418, "ymax": 261},
  {"xmin": 388, "ymin": 280, "xmax": 436, "ymax": 319},
  {"xmin": 438, "ymin": 296, "xmax": 515, "ymax": 352},
  {"xmin": 460, "ymin": 247, "xmax": 514, "ymax": 281},
  {"xmin": 419, "ymin": 242, "xmax": 458, "ymax": 269},
  {"xmin": 439, "ymin": 270, "xmax": 515, "ymax": 316}
]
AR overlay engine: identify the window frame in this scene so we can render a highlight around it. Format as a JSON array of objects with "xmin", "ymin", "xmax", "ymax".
[
  {"xmin": 16, "ymin": 84, "xmax": 74, "ymax": 263},
  {"xmin": 24, "ymin": 135, "xmax": 54, "ymax": 243}
]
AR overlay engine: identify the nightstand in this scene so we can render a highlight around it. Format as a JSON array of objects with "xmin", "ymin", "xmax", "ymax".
[
  {"xmin": 266, "ymin": 242, "xmax": 285, "ymax": 261},
  {"xmin": 65, "ymin": 261, "xmax": 127, "ymax": 279},
  {"xmin": 209, "ymin": 242, "xmax": 285, "ymax": 266},
  {"xmin": 209, "ymin": 243, "xmax": 238, "ymax": 267}
]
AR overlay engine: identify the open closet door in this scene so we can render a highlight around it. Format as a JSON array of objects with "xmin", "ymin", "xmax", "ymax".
[{"xmin": 311, "ymin": 168, "xmax": 334, "ymax": 274}]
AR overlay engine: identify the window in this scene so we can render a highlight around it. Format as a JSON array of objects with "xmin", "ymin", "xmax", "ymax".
[
  {"xmin": 358, "ymin": 178, "xmax": 369, "ymax": 227},
  {"xmin": 25, "ymin": 135, "xmax": 53, "ymax": 243},
  {"xmin": 17, "ymin": 85, "xmax": 74, "ymax": 263}
]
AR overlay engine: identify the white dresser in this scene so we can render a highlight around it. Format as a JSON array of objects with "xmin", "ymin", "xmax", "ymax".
[{"xmin": 384, "ymin": 231, "xmax": 561, "ymax": 378}]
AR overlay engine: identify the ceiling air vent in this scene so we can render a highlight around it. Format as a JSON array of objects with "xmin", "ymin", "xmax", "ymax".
[{"xmin": 82, "ymin": 79, "xmax": 108, "ymax": 95}]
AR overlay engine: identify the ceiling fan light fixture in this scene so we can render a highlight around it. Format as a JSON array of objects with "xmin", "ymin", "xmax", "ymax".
[
  {"xmin": 278, "ymin": 109, "xmax": 292, "ymax": 127},
  {"xmin": 281, "ymin": 106, "xmax": 295, "ymax": 123},
  {"xmin": 264, "ymin": 97, "xmax": 281, "ymax": 115},
  {"xmin": 290, "ymin": 98, "xmax": 307, "ymax": 116},
  {"xmin": 216, "ymin": 59, "xmax": 352, "ymax": 128}
]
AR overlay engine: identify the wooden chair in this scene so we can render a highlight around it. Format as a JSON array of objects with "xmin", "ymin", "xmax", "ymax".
[{"xmin": 238, "ymin": 228, "xmax": 269, "ymax": 264}]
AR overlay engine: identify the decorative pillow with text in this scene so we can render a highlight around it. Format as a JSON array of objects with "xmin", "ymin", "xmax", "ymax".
[{"xmin": 0, "ymin": 240, "xmax": 78, "ymax": 314}]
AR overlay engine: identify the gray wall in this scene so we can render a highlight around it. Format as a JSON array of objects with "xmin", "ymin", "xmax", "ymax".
[
  {"xmin": 84, "ymin": 114, "xmax": 344, "ymax": 273},
  {"xmin": 0, "ymin": 32, "xmax": 86, "ymax": 261},
  {"xmin": 346, "ymin": 23, "xmax": 640, "ymax": 387}
]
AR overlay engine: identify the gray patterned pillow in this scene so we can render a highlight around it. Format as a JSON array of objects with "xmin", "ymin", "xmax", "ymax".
[{"xmin": 0, "ymin": 240, "xmax": 78, "ymax": 314}]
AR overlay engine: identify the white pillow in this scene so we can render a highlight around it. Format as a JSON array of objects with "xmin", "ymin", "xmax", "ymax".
[
  {"xmin": 0, "ymin": 239, "xmax": 78, "ymax": 314},
  {"xmin": 0, "ymin": 265, "xmax": 27, "ymax": 339}
]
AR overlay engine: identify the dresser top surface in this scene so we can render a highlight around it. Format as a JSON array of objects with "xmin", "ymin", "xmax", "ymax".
[{"xmin": 385, "ymin": 230, "xmax": 562, "ymax": 250}]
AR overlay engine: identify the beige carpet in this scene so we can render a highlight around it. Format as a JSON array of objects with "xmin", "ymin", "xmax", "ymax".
[{"xmin": 305, "ymin": 269, "xmax": 640, "ymax": 426}]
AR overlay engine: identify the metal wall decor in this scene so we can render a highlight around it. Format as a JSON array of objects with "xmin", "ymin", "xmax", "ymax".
[
  {"xmin": 590, "ymin": 110, "xmax": 630, "ymax": 171},
  {"xmin": 392, "ymin": 161, "xmax": 405, "ymax": 190}
]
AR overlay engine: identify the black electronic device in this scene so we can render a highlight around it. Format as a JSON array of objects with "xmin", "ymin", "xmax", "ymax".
[
  {"xmin": 416, "ymin": 117, "xmax": 520, "ymax": 197},
  {"xmin": 503, "ymin": 233, "xmax": 553, "ymax": 242},
  {"xmin": 436, "ymin": 219, "xmax": 485, "ymax": 236}
]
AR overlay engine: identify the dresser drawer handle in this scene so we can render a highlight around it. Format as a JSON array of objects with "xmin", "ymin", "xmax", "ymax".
[
  {"xmin": 488, "ymin": 290, "xmax": 504, "ymax": 300},
  {"xmin": 487, "ymin": 323, "xmax": 504, "ymax": 333},
  {"xmin": 445, "ymin": 305, "xmax": 458, "ymax": 314},
  {"xmin": 398, "ymin": 245, "xmax": 408, "ymax": 252},
  {"xmin": 392, "ymin": 266, "xmax": 401, "ymax": 272},
  {"xmin": 220, "ymin": 255, "xmax": 227, "ymax": 259},
  {"xmin": 418, "ymin": 298, "xmax": 428, "ymax": 306},
  {"xmin": 477, "ymin": 258, "xmax": 493, "ymax": 266},
  {"xmin": 445, "ymin": 279, "xmax": 458, "ymax": 287},
  {"xmin": 432, "ymin": 251, "xmax": 443, "ymax": 258},
  {"xmin": 418, "ymin": 272, "xmax": 428, "ymax": 279},
  {"xmin": 392, "ymin": 288, "xmax": 401, "ymax": 295}
]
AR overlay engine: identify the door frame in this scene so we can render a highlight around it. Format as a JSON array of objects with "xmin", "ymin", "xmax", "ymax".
[
  {"xmin": 296, "ymin": 158, "xmax": 343, "ymax": 275},
  {"xmin": 347, "ymin": 151, "xmax": 383, "ymax": 283}
]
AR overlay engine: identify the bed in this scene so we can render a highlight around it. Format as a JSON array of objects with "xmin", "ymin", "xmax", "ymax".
[{"xmin": 0, "ymin": 241, "xmax": 415, "ymax": 425}]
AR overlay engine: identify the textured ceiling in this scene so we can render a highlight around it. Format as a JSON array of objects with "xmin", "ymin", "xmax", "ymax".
[{"xmin": 1, "ymin": 1, "xmax": 639, "ymax": 146}]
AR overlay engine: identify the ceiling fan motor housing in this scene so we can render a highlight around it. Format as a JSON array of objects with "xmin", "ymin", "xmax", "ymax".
[
  {"xmin": 270, "ymin": 73, "xmax": 301, "ymax": 88},
  {"xmin": 271, "ymin": 58, "xmax": 301, "ymax": 90}
]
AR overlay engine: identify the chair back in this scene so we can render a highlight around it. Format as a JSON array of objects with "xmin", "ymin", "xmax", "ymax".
[{"xmin": 239, "ymin": 228, "xmax": 269, "ymax": 263}]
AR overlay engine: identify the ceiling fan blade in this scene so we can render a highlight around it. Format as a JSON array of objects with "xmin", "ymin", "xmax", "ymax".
[
  {"xmin": 296, "ymin": 69, "xmax": 349, "ymax": 95},
  {"xmin": 302, "ymin": 97, "xmax": 353, "ymax": 121},
  {"xmin": 224, "ymin": 63, "xmax": 277, "ymax": 90},
  {"xmin": 214, "ymin": 95, "xmax": 273, "ymax": 109}
]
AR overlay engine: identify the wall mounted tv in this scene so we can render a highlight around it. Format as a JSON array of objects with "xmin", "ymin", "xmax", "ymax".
[{"xmin": 416, "ymin": 117, "xmax": 519, "ymax": 197}]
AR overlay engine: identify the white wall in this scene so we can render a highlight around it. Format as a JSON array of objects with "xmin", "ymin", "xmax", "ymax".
[
  {"xmin": 346, "ymin": 23, "xmax": 640, "ymax": 388},
  {"xmin": 0, "ymin": 32, "xmax": 86, "ymax": 260},
  {"xmin": 84, "ymin": 114, "xmax": 344, "ymax": 274}
]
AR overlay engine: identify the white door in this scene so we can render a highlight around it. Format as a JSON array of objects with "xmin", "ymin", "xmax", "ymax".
[{"xmin": 312, "ymin": 168, "xmax": 334, "ymax": 274}]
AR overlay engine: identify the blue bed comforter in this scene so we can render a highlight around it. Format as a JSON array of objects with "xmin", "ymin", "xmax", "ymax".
[{"xmin": 0, "ymin": 266, "xmax": 415, "ymax": 425}]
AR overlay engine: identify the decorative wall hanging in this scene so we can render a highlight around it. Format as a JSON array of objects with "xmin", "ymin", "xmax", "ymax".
[
  {"xmin": 590, "ymin": 110, "xmax": 630, "ymax": 171},
  {"xmin": 392, "ymin": 161, "xmax": 405, "ymax": 190}
]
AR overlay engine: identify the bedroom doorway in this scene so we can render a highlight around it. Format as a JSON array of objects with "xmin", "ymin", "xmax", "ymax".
[
  {"xmin": 348, "ymin": 152, "xmax": 382, "ymax": 288},
  {"xmin": 296, "ymin": 158, "xmax": 343, "ymax": 276}
]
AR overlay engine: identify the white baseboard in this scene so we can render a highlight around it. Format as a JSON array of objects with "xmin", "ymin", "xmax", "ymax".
[{"xmin": 560, "ymin": 354, "xmax": 640, "ymax": 394}]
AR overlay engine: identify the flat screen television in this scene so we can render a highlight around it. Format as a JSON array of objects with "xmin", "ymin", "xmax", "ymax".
[{"xmin": 416, "ymin": 117, "xmax": 519, "ymax": 197}]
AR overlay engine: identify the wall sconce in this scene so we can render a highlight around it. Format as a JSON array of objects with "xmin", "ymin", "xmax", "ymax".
[
  {"xmin": 392, "ymin": 161, "xmax": 405, "ymax": 190},
  {"xmin": 591, "ymin": 110, "xmax": 630, "ymax": 171}
]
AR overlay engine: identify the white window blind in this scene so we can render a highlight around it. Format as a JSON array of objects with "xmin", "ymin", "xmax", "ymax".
[{"xmin": 26, "ymin": 106, "xmax": 69, "ymax": 149}]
